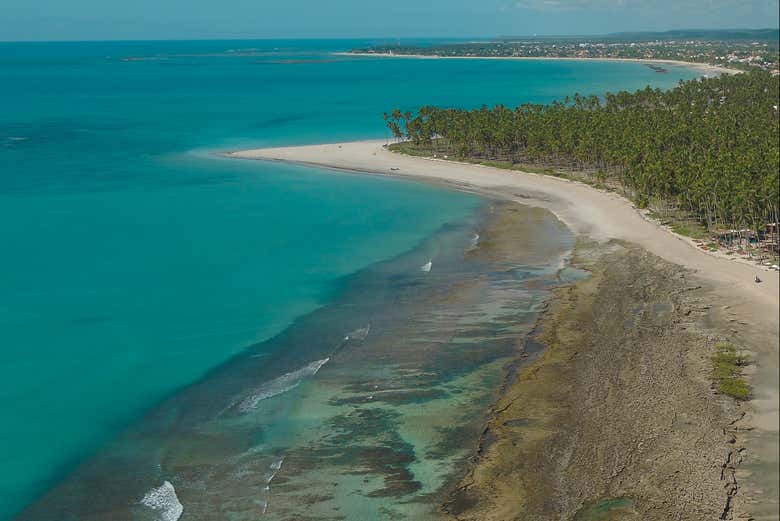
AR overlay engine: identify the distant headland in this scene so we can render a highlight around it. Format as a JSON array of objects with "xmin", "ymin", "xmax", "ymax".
[{"xmin": 345, "ymin": 28, "xmax": 780, "ymax": 74}]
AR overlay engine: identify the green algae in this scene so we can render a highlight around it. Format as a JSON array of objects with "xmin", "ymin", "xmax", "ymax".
[{"xmin": 574, "ymin": 497, "xmax": 636, "ymax": 521}]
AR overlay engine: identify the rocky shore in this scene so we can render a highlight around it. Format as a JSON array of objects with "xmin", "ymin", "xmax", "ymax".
[
  {"xmin": 442, "ymin": 240, "xmax": 752, "ymax": 520},
  {"xmin": 229, "ymin": 140, "xmax": 777, "ymax": 519}
]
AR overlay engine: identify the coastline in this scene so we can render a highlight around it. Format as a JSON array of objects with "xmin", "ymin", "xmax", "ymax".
[
  {"xmin": 335, "ymin": 51, "xmax": 738, "ymax": 76},
  {"xmin": 444, "ymin": 238, "xmax": 747, "ymax": 520},
  {"xmin": 18, "ymin": 198, "xmax": 575, "ymax": 520},
  {"xmin": 227, "ymin": 140, "xmax": 779, "ymax": 518},
  {"xmin": 225, "ymin": 141, "xmax": 779, "ymax": 305}
]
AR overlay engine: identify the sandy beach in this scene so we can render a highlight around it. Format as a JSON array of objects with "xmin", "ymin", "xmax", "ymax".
[
  {"xmin": 227, "ymin": 140, "xmax": 779, "ymax": 518},
  {"xmin": 336, "ymin": 52, "xmax": 738, "ymax": 76}
]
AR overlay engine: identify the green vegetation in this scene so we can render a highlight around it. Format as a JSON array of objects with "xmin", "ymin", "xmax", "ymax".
[
  {"xmin": 711, "ymin": 343, "xmax": 751, "ymax": 400},
  {"xmin": 573, "ymin": 497, "xmax": 636, "ymax": 521},
  {"xmin": 354, "ymin": 30, "xmax": 780, "ymax": 72},
  {"xmin": 384, "ymin": 70, "xmax": 780, "ymax": 252},
  {"xmin": 669, "ymin": 220, "xmax": 709, "ymax": 240},
  {"xmin": 607, "ymin": 28, "xmax": 779, "ymax": 42}
]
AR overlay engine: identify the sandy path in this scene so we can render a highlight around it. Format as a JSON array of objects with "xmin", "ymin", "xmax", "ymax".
[{"xmin": 227, "ymin": 139, "xmax": 779, "ymax": 515}]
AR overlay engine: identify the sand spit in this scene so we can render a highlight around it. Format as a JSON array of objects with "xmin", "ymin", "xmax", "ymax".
[
  {"xmin": 227, "ymin": 140, "xmax": 778, "ymax": 518},
  {"xmin": 335, "ymin": 52, "xmax": 738, "ymax": 76}
]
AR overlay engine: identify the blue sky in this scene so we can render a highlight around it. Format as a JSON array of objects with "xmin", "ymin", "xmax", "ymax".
[{"xmin": 1, "ymin": 0, "xmax": 778, "ymax": 41}]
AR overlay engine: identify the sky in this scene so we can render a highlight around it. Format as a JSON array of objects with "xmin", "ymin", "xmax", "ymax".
[{"xmin": 1, "ymin": 0, "xmax": 778, "ymax": 41}]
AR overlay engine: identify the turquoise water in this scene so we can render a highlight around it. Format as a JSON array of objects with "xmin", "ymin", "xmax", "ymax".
[{"xmin": 0, "ymin": 40, "xmax": 700, "ymax": 520}]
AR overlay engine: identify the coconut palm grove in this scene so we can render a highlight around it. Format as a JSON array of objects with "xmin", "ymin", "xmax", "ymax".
[{"xmin": 386, "ymin": 70, "xmax": 780, "ymax": 255}]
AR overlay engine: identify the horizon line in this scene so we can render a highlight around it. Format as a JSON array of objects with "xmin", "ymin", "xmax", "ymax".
[{"xmin": 2, "ymin": 27, "xmax": 778, "ymax": 44}]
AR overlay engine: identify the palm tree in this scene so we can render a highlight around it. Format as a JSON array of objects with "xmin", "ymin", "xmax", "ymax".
[{"xmin": 387, "ymin": 70, "xmax": 779, "ymax": 254}]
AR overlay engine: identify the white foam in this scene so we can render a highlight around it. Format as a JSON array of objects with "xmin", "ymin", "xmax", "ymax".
[
  {"xmin": 420, "ymin": 260, "xmax": 432, "ymax": 273},
  {"xmin": 344, "ymin": 324, "xmax": 370, "ymax": 341},
  {"xmin": 270, "ymin": 455, "xmax": 284, "ymax": 470},
  {"xmin": 140, "ymin": 481, "xmax": 183, "ymax": 521},
  {"xmin": 556, "ymin": 249, "xmax": 574, "ymax": 272},
  {"xmin": 237, "ymin": 358, "xmax": 329, "ymax": 412}
]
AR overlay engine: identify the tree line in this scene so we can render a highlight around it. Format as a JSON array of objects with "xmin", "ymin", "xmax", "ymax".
[{"xmin": 384, "ymin": 70, "xmax": 779, "ymax": 246}]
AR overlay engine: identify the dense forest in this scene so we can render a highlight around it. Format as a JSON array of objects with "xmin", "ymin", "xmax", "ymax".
[{"xmin": 384, "ymin": 70, "xmax": 779, "ymax": 254}]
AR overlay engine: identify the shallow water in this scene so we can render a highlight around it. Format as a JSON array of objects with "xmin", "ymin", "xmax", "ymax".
[
  {"xmin": 0, "ymin": 39, "xmax": 699, "ymax": 519},
  {"xmin": 19, "ymin": 202, "xmax": 574, "ymax": 520}
]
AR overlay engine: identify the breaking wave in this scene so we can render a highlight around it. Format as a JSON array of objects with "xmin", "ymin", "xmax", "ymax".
[
  {"xmin": 269, "ymin": 456, "xmax": 285, "ymax": 470},
  {"xmin": 344, "ymin": 324, "xmax": 370, "ymax": 341},
  {"xmin": 236, "ymin": 358, "xmax": 329, "ymax": 413},
  {"xmin": 140, "ymin": 481, "xmax": 183, "ymax": 521}
]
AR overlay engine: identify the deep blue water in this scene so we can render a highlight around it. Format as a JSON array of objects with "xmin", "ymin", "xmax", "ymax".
[{"xmin": 0, "ymin": 39, "xmax": 700, "ymax": 519}]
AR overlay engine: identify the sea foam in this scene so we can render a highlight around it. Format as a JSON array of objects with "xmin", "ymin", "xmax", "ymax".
[
  {"xmin": 269, "ymin": 456, "xmax": 285, "ymax": 470},
  {"xmin": 344, "ymin": 324, "xmax": 370, "ymax": 341},
  {"xmin": 236, "ymin": 358, "xmax": 329, "ymax": 412},
  {"xmin": 140, "ymin": 481, "xmax": 183, "ymax": 521}
]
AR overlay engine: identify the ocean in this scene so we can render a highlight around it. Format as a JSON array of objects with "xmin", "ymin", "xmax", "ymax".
[{"xmin": 0, "ymin": 39, "xmax": 700, "ymax": 520}]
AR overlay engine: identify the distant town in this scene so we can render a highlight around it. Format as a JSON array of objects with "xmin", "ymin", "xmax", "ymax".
[{"xmin": 351, "ymin": 29, "xmax": 780, "ymax": 74}]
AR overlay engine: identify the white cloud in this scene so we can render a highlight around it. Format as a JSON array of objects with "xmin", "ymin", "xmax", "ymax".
[
  {"xmin": 514, "ymin": 0, "xmax": 595, "ymax": 11},
  {"xmin": 514, "ymin": 0, "xmax": 778, "ymax": 12}
]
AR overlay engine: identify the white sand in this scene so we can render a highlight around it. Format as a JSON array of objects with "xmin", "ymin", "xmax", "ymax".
[
  {"xmin": 228, "ymin": 139, "xmax": 779, "ymax": 513},
  {"xmin": 336, "ymin": 52, "xmax": 737, "ymax": 76},
  {"xmin": 229, "ymin": 140, "xmax": 777, "ymax": 308}
]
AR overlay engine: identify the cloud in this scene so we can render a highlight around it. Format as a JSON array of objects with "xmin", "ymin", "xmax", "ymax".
[
  {"xmin": 514, "ymin": 0, "xmax": 777, "ymax": 12},
  {"xmin": 514, "ymin": 0, "xmax": 605, "ymax": 11}
]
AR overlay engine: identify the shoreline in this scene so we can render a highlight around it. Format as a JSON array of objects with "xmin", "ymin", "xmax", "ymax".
[
  {"xmin": 225, "ymin": 141, "xmax": 779, "ymax": 304},
  {"xmin": 335, "ymin": 51, "xmax": 738, "ymax": 76},
  {"xmin": 226, "ymin": 140, "xmax": 779, "ymax": 518},
  {"xmin": 18, "ymin": 198, "xmax": 572, "ymax": 520},
  {"xmin": 444, "ymin": 238, "xmax": 748, "ymax": 519}
]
